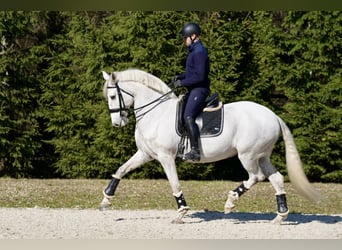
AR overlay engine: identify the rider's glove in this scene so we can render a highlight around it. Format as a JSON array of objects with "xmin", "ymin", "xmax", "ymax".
[
  {"xmin": 172, "ymin": 75, "xmax": 180, "ymax": 82},
  {"xmin": 173, "ymin": 79, "xmax": 182, "ymax": 88}
]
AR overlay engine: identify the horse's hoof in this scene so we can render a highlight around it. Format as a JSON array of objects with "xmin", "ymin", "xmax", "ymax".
[
  {"xmin": 271, "ymin": 213, "xmax": 288, "ymax": 224},
  {"xmin": 224, "ymin": 206, "xmax": 234, "ymax": 214},
  {"xmin": 99, "ymin": 204, "xmax": 111, "ymax": 211},
  {"xmin": 171, "ymin": 218, "xmax": 184, "ymax": 224}
]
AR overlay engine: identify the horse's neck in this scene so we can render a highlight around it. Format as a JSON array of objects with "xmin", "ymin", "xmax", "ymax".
[
  {"xmin": 125, "ymin": 82, "xmax": 164, "ymax": 108},
  {"xmin": 125, "ymin": 82, "xmax": 178, "ymax": 128}
]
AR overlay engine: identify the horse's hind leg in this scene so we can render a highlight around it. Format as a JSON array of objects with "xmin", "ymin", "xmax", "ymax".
[
  {"xmin": 259, "ymin": 157, "xmax": 289, "ymax": 224},
  {"xmin": 224, "ymin": 155, "xmax": 265, "ymax": 213}
]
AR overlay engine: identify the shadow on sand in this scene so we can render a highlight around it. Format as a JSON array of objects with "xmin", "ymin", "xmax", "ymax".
[{"xmin": 189, "ymin": 210, "xmax": 342, "ymax": 224}]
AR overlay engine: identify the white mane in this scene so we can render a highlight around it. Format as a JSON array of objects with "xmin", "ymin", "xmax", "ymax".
[{"xmin": 114, "ymin": 69, "xmax": 175, "ymax": 96}]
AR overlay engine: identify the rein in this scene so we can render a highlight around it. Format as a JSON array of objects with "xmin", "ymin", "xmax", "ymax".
[{"xmin": 107, "ymin": 82, "xmax": 174, "ymax": 120}]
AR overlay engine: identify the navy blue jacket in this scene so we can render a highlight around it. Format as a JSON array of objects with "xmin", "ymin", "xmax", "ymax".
[{"xmin": 178, "ymin": 40, "xmax": 210, "ymax": 90}]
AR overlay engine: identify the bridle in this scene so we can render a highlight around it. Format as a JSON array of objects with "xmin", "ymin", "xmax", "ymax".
[
  {"xmin": 107, "ymin": 81, "xmax": 174, "ymax": 120},
  {"xmin": 107, "ymin": 82, "xmax": 133, "ymax": 116}
]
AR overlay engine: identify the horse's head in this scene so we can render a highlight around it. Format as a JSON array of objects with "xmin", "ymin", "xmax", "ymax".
[{"xmin": 102, "ymin": 71, "xmax": 134, "ymax": 127}]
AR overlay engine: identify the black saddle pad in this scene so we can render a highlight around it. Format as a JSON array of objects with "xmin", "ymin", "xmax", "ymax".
[{"xmin": 176, "ymin": 100, "xmax": 224, "ymax": 138}]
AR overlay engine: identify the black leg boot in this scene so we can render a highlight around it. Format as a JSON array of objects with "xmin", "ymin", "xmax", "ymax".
[
  {"xmin": 182, "ymin": 117, "xmax": 200, "ymax": 161},
  {"xmin": 276, "ymin": 193, "xmax": 289, "ymax": 215},
  {"xmin": 103, "ymin": 176, "xmax": 120, "ymax": 198}
]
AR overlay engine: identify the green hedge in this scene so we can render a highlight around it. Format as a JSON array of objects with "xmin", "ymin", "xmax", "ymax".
[{"xmin": 0, "ymin": 11, "xmax": 341, "ymax": 182}]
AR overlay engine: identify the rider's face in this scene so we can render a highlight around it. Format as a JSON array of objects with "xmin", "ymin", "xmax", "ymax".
[{"xmin": 184, "ymin": 34, "xmax": 196, "ymax": 47}]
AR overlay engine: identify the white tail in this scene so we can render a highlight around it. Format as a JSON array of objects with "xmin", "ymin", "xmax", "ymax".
[{"xmin": 277, "ymin": 117, "xmax": 322, "ymax": 203}]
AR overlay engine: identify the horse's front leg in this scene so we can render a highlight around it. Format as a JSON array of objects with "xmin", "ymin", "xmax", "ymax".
[
  {"xmin": 158, "ymin": 154, "xmax": 189, "ymax": 224},
  {"xmin": 172, "ymin": 190, "xmax": 190, "ymax": 224},
  {"xmin": 99, "ymin": 150, "xmax": 152, "ymax": 210}
]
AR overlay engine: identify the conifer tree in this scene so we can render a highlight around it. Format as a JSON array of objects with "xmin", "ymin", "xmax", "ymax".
[
  {"xmin": 0, "ymin": 11, "xmax": 340, "ymax": 181},
  {"xmin": 0, "ymin": 11, "xmax": 59, "ymax": 177},
  {"xmin": 275, "ymin": 11, "xmax": 342, "ymax": 181},
  {"xmin": 42, "ymin": 11, "xmax": 114, "ymax": 177}
]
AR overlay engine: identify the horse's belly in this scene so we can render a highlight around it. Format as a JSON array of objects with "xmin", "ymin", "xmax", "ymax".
[{"xmin": 199, "ymin": 136, "xmax": 237, "ymax": 163}]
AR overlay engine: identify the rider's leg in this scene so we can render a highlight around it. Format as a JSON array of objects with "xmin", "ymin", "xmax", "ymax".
[
  {"xmin": 181, "ymin": 89, "xmax": 208, "ymax": 162},
  {"xmin": 182, "ymin": 116, "xmax": 200, "ymax": 161}
]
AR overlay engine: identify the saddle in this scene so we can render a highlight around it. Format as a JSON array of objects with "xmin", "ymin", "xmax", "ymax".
[
  {"xmin": 176, "ymin": 93, "xmax": 224, "ymax": 138},
  {"xmin": 175, "ymin": 93, "xmax": 224, "ymax": 159}
]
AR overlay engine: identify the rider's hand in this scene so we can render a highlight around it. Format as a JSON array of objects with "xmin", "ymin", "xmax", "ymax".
[
  {"xmin": 173, "ymin": 79, "xmax": 182, "ymax": 88},
  {"xmin": 172, "ymin": 75, "xmax": 180, "ymax": 83}
]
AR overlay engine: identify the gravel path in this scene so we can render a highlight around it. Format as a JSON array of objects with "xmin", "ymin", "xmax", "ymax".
[{"xmin": 0, "ymin": 208, "xmax": 341, "ymax": 239}]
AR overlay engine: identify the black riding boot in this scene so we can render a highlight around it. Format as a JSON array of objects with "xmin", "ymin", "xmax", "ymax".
[{"xmin": 183, "ymin": 117, "xmax": 200, "ymax": 161}]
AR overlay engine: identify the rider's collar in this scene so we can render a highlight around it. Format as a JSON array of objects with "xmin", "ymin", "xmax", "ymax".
[{"xmin": 187, "ymin": 40, "xmax": 201, "ymax": 52}]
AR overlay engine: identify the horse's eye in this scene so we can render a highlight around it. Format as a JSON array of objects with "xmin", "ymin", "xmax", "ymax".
[{"xmin": 110, "ymin": 95, "xmax": 116, "ymax": 100}]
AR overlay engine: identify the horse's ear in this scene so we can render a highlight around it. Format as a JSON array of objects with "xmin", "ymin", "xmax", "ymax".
[
  {"xmin": 102, "ymin": 71, "xmax": 109, "ymax": 80},
  {"xmin": 111, "ymin": 72, "xmax": 116, "ymax": 81}
]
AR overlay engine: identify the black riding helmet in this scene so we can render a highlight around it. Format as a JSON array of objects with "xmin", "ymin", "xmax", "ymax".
[{"xmin": 180, "ymin": 22, "xmax": 201, "ymax": 39}]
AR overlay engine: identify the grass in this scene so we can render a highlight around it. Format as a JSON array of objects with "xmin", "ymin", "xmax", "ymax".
[{"xmin": 0, "ymin": 178, "xmax": 341, "ymax": 215}]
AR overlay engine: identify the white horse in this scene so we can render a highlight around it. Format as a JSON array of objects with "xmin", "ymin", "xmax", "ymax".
[{"xmin": 100, "ymin": 68, "xmax": 321, "ymax": 224}]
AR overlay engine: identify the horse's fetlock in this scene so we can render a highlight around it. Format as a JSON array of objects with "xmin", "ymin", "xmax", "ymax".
[
  {"xmin": 228, "ymin": 190, "xmax": 239, "ymax": 201},
  {"xmin": 225, "ymin": 190, "xmax": 238, "ymax": 212},
  {"xmin": 173, "ymin": 191, "xmax": 189, "ymax": 211},
  {"xmin": 177, "ymin": 205, "xmax": 190, "ymax": 213},
  {"xmin": 102, "ymin": 190, "xmax": 114, "ymax": 199}
]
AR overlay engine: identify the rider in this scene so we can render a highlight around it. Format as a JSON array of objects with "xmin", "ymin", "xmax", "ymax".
[{"xmin": 172, "ymin": 22, "xmax": 211, "ymax": 161}]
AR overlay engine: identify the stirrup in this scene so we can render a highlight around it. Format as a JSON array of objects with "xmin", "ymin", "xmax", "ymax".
[{"xmin": 182, "ymin": 149, "xmax": 200, "ymax": 161}]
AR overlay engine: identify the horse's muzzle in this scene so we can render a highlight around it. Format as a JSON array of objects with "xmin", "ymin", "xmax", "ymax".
[{"xmin": 112, "ymin": 117, "xmax": 128, "ymax": 127}]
